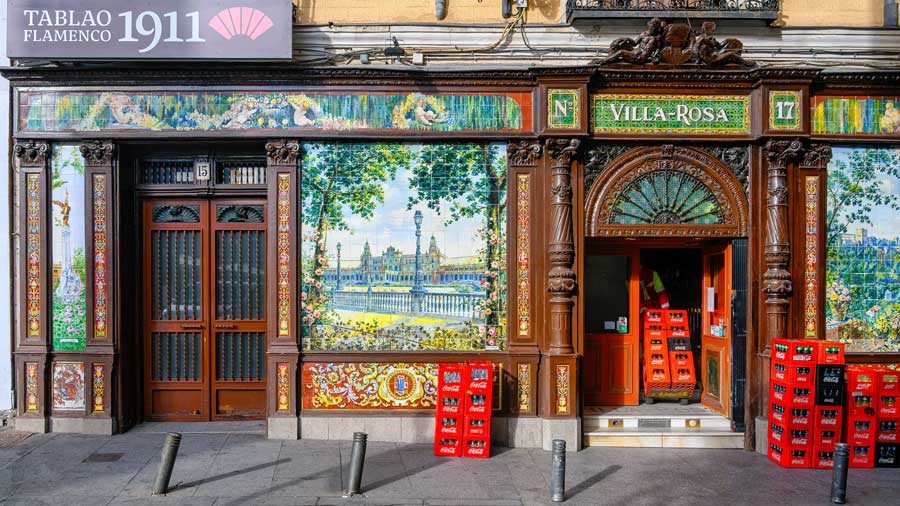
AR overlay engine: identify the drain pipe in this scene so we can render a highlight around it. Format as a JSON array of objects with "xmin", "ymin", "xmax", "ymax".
[{"xmin": 435, "ymin": 0, "xmax": 447, "ymax": 20}]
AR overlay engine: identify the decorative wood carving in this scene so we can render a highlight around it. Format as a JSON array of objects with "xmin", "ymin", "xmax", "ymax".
[
  {"xmin": 585, "ymin": 146, "xmax": 749, "ymax": 238},
  {"xmin": 801, "ymin": 143, "xmax": 833, "ymax": 168},
  {"xmin": 595, "ymin": 18, "xmax": 754, "ymax": 68},
  {"xmin": 584, "ymin": 144, "xmax": 632, "ymax": 190},
  {"xmin": 14, "ymin": 140, "xmax": 49, "ymax": 166},
  {"xmin": 545, "ymin": 138, "xmax": 580, "ymax": 356},
  {"xmin": 79, "ymin": 141, "xmax": 115, "ymax": 165},
  {"xmin": 507, "ymin": 141, "xmax": 542, "ymax": 167},
  {"xmin": 763, "ymin": 139, "xmax": 805, "ymax": 342},
  {"xmin": 704, "ymin": 146, "xmax": 750, "ymax": 195},
  {"xmin": 265, "ymin": 139, "xmax": 301, "ymax": 166}
]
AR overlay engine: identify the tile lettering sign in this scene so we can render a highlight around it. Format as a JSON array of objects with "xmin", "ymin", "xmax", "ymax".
[
  {"xmin": 592, "ymin": 94, "xmax": 751, "ymax": 135},
  {"xmin": 7, "ymin": 0, "xmax": 292, "ymax": 60}
]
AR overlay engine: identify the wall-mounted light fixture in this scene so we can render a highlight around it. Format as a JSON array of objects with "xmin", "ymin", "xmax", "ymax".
[{"xmin": 436, "ymin": 0, "xmax": 447, "ymax": 20}]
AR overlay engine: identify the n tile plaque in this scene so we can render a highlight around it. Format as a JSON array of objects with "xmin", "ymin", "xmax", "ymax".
[{"xmin": 548, "ymin": 89, "xmax": 580, "ymax": 129}]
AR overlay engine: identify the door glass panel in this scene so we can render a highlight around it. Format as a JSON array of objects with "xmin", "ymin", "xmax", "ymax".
[
  {"xmin": 705, "ymin": 253, "xmax": 726, "ymax": 335},
  {"xmin": 151, "ymin": 332, "xmax": 201, "ymax": 381},
  {"xmin": 706, "ymin": 353, "xmax": 720, "ymax": 398},
  {"xmin": 216, "ymin": 230, "xmax": 265, "ymax": 320},
  {"xmin": 151, "ymin": 229, "xmax": 202, "ymax": 320},
  {"xmin": 584, "ymin": 254, "xmax": 630, "ymax": 333},
  {"xmin": 216, "ymin": 332, "xmax": 265, "ymax": 381}
]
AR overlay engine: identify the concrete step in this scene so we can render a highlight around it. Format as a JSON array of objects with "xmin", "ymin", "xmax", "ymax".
[
  {"xmin": 584, "ymin": 414, "xmax": 733, "ymax": 431},
  {"xmin": 583, "ymin": 427, "xmax": 745, "ymax": 449}
]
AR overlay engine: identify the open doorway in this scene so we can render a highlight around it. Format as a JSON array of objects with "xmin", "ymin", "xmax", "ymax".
[{"xmin": 583, "ymin": 241, "xmax": 738, "ymax": 419}]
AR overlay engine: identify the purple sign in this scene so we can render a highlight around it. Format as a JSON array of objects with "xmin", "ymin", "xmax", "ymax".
[{"xmin": 7, "ymin": 0, "xmax": 292, "ymax": 60}]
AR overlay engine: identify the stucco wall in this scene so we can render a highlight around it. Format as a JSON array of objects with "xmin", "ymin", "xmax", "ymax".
[{"xmin": 781, "ymin": 0, "xmax": 888, "ymax": 27}]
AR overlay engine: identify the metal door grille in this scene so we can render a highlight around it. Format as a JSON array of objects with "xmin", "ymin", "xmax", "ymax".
[
  {"xmin": 216, "ymin": 160, "xmax": 267, "ymax": 185},
  {"xmin": 142, "ymin": 160, "xmax": 195, "ymax": 185},
  {"xmin": 216, "ymin": 230, "xmax": 265, "ymax": 320},
  {"xmin": 152, "ymin": 332, "xmax": 201, "ymax": 381},
  {"xmin": 151, "ymin": 230, "xmax": 202, "ymax": 320},
  {"xmin": 216, "ymin": 332, "xmax": 265, "ymax": 381}
]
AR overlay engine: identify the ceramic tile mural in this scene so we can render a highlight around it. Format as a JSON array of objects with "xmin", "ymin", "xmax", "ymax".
[
  {"xmin": 301, "ymin": 362, "xmax": 438, "ymax": 410},
  {"xmin": 825, "ymin": 147, "xmax": 900, "ymax": 352},
  {"xmin": 805, "ymin": 176, "xmax": 820, "ymax": 338},
  {"xmin": 25, "ymin": 362, "xmax": 38, "ymax": 413},
  {"xmin": 516, "ymin": 174, "xmax": 530, "ymax": 336},
  {"xmin": 92, "ymin": 363, "xmax": 104, "ymax": 413},
  {"xmin": 592, "ymin": 94, "xmax": 750, "ymax": 135},
  {"xmin": 276, "ymin": 363, "xmax": 290, "ymax": 411},
  {"xmin": 300, "ymin": 142, "xmax": 507, "ymax": 352},
  {"xmin": 52, "ymin": 361, "xmax": 85, "ymax": 410},
  {"xmin": 17, "ymin": 90, "xmax": 529, "ymax": 134},
  {"xmin": 51, "ymin": 145, "xmax": 87, "ymax": 351},
  {"xmin": 93, "ymin": 174, "xmax": 108, "ymax": 339},
  {"xmin": 25, "ymin": 174, "xmax": 41, "ymax": 338},
  {"xmin": 812, "ymin": 96, "xmax": 900, "ymax": 136}
]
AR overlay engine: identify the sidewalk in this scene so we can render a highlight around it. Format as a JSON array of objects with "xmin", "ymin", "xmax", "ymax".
[{"xmin": 0, "ymin": 425, "xmax": 897, "ymax": 506}]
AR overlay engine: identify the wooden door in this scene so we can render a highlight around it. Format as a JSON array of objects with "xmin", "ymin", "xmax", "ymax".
[
  {"xmin": 701, "ymin": 243, "xmax": 732, "ymax": 416},
  {"xmin": 584, "ymin": 249, "xmax": 641, "ymax": 406},
  {"xmin": 143, "ymin": 200, "xmax": 267, "ymax": 421}
]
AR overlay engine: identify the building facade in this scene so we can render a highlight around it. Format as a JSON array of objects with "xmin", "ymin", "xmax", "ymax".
[{"xmin": 5, "ymin": 1, "xmax": 900, "ymax": 452}]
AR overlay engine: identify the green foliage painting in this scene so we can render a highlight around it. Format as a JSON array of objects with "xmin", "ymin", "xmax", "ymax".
[
  {"xmin": 826, "ymin": 146, "xmax": 900, "ymax": 352},
  {"xmin": 51, "ymin": 145, "xmax": 87, "ymax": 351},
  {"xmin": 301, "ymin": 142, "xmax": 508, "ymax": 351}
]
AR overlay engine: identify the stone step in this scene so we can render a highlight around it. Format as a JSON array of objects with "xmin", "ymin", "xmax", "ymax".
[
  {"xmin": 583, "ymin": 428, "xmax": 745, "ymax": 449},
  {"xmin": 584, "ymin": 414, "xmax": 733, "ymax": 431}
]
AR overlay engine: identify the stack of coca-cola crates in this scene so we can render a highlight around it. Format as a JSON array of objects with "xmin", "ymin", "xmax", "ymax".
[
  {"xmin": 462, "ymin": 360, "xmax": 493, "ymax": 458},
  {"xmin": 666, "ymin": 310, "xmax": 696, "ymax": 397},
  {"xmin": 846, "ymin": 364, "xmax": 878, "ymax": 468},
  {"xmin": 769, "ymin": 339, "xmax": 817, "ymax": 468},
  {"xmin": 875, "ymin": 366, "xmax": 899, "ymax": 468},
  {"xmin": 811, "ymin": 343, "xmax": 845, "ymax": 469},
  {"xmin": 434, "ymin": 363, "xmax": 465, "ymax": 457},
  {"xmin": 643, "ymin": 310, "xmax": 671, "ymax": 396}
]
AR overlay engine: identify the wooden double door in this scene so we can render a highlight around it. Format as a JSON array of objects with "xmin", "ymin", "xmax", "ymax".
[
  {"xmin": 583, "ymin": 244, "xmax": 733, "ymax": 417},
  {"xmin": 143, "ymin": 199, "xmax": 267, "ymax": 421}
]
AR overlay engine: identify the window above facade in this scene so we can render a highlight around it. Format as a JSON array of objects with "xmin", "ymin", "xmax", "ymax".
[{"xmin": 566, "ymin": 0, "xmax": 780, "ymax": 23}]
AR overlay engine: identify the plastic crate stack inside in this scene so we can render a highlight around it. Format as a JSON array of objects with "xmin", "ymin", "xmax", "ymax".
[
  {"xmin": 434, "ymin": 363, "xmax": 465, "ymax": 457},
  {"xmin": 768, "ymin": 339, "xmax": 817, "ymax": 468},
  {"xmin": 642, "ymin": 309, "xmax": 694, "ymax": 401}
]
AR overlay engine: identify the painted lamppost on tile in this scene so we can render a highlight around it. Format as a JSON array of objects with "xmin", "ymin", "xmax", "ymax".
[
  {"xmin": 336, "ymin": 242, "xmax": 343, "ymax": 291},
  {"xmin": 412, "ymin": 209, "xmax": 425, "ymax": 312}
]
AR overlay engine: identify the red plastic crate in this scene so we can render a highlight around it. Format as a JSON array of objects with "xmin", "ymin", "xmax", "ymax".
[
  {"xmin": 847, "ymin": 365, "xmax": 877, "ymax": 395},
  {"xmin": 464, "ymin": 415, "xmax": 490, "ymax": 437},
  {"xmin": 436, "ymin": 413, "xmax": 463, "ymax": 437},
  {"xmin": 434, "ymin": 437, "xmax": 462, "ymax": 457},
  {"xmin": 878, "ymin": 394, "xmax": 898, "ymax": 417},
  {"xmin": 788, "ymin": 407, "xmax": 813, "ymax": 430},
  {"xmin": 770, "ymin": 381, "xmax": 813, "ymax": 408},
  {"xmin": 813, "ymin": 406, "xmax": 843, "ymax": 433},
  {"xmin": 666, "ymin": 310, "xmax": 688, "ymax": 326},
  {"xmin": 848, "ymin": 394, "xmax": 877, "ymax": 417},
  {"xmin": 849, "ymin": 444, "xmax": 875, "ymax": 468},
  {"xmin": 877, "ymin": 418, "xmax": 899, "ymax": 443},
  {"xmin": 877, "ymin": 368, "xmax": 899, "ymax": 394},
  {"xmin": 813, "ymin": 428, "xmax": 840, "ymax": 448},
  {"xmin": 769, "ymin": 443, "xmax": 811, "ymax": 468},
  {"xmin": 811, "ymin": 446, "xmax": 836, "ymax": 469},
  {"xmin": 772, "ymin": 339, "xmax": 816, "ymax": 365},
  {"xmin": 668, "ymin": 325, "xmax": 690, "ymax": 338},
  {"xmin": 643, "ymin": 310, "xmax": 667, "ymax": 327},
  {"xmin": 847, "ymin": 421, "xmax": 876, "ymax": 444},
  {"xmin": 648, "ymin": 351, "xmax": 670, "ymax": 369},
  {"xmin": 644, "ymin": 329, "xmax": 667, "ymax": 352},
  {"xmin": 644, "ymin": 365, "xmax": 672, "ymax": 394},
  {"xmin": 770, "ymin": 401, "xmax": 788, "ymax": 425},
  {"xmin": 438, "ymin": 395, "xmax": 463, "ymax": 416},
  {"xmin": 773, "ymin": 362, "xmax": 813, "ymax": 385},
  {"xmin": 771, "ymin": 423, "xmax": 811, "ymax": 447},
  {"xmin": 465, "ymin": 361, "xmax": 493, "ymax": 394},
  {"xmin": 439, "ymin": 363, "xmax": 465, "ymax": 395},
  {"xmin": 816, "ymin": 341, "xmax": 845, "ymax": 365},
  {"xmin": 669, "ymin": 351, "xmax": 692, "ymax": 368},
  {"xmin": 462, "ymin": 436, "xmax": 490, "ymax": 458}
]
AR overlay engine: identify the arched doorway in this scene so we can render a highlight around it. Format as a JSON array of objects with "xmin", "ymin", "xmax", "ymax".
[{"xmin": 581, "ymin": 145, "xmax": 749, "ymax": 422}]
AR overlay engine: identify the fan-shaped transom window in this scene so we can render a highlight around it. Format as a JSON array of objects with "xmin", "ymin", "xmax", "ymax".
[{"xmin": 610, "ymin": 170, "xmax": 723, "ymax": 225}]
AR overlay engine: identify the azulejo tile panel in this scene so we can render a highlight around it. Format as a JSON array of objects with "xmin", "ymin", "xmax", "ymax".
[
  {"xmin": 52, "ymin": 361, "xmax": 85, "ymax": 411},
  {"xmin": 51, "ymin": 145, "xmax": 87, "ymax": 351},
  {"xmin": 18, "ymin": 90, "xmax": 530, "ymax": 134},
  {"xmin": 276, "ymin": 363, "xmax": 291, "ymax": 411},
  {"xmin": 592, "ymin": 94, "xmax": 750, "ymax": 135},
  {"xmin": 25, "ymin": 174, "xmax": 41, "ymax": 338},
  {"xmin": 769, "ymin": 91, "xmax": 802, "ymax": 131},
  {"xmin": 516, "ymin": 174, "xmax": 530, "ymax": 337},
  {"xmin": 301, "ymin": 362, "xmax": 438, "ymax": 410},
  {"xmin": 25, "ymin": 362, "xmax": 39, "ymax": 413},
  {"xmin": 805, "ymin": 176, "xmax": 819, "ymax": 338},
  {"xmin": 93, "ymin": 174, "xmax": 108, "ymax": 339},
  {"xmin": 812, "ymin": 96, "xmax": 900, "ymax": 136},
  {"xmin": 92, "ymin": 363, "xmax": 104, "ymax": 413}
]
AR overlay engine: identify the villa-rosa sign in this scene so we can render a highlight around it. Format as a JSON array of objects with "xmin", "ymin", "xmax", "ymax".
[
  {"xmin": 592, "ymin": 94, "xmax": 751, "ymax": 135},
  {"xmin": 7, "ymin": 0, "xmax": 292, "ymax": 59}
]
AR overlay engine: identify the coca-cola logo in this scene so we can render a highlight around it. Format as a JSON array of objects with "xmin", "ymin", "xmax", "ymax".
[
  {"xmin": 470, "ymin": 381, "xmax": 488, "ymax": 389},
  {"xmin": 443, "ymin": 385, "xmax": 460, "ymax": 392},
  {"xmin": 439, "ymin": 447, "xmax": 456, "ymax": 454},
  {"xmin": 440, "ymin": 427, "xmax": 456, "ymax": 434},
  {"xmin": 823, "ymin": 376, "xmax": 840, "ymax": 383},
  {"xmin": 821, "ymin": 418, "xmax": 837, "ymax": 426},
  {"xmin": 468, "ymin": 448, "xmax": 485, "ymax": 455},
  {"xmin": 793, "ymin": 355, "xmax": 812, "ymax": 361},
  {"xmin": 469, "ymin": 406, "xmax": 486, "ymax": 413}
]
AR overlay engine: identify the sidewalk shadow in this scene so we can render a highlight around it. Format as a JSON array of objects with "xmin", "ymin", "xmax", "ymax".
[
  {"xmin": 566, "ymin": 464, "xmax": 622, "ymax": 499},
  {"xmin": 170, "ymin": 458, "xmax": 292, "ymax": 491}
]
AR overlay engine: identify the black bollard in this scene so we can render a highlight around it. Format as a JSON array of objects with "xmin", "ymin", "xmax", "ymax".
[
  {"xmin": 831, "ymin": 443, "xmax": 850, "ymax": 504},
  {"xmin": 345, "ymin": 432, "xmax": 368, "ymax": 496},
  {"xmin": 151, "ymin": 432, "xmax": 182, "ymax": 496},
  {"xmin": 551, "ymin": 439, "xmax": 566, "ymax": 502}
]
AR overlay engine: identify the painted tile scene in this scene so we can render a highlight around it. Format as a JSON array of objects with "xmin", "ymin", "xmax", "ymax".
[
  {"xmin": 826, "ymin": 146, "xmax": 900, "ymax": 352},
  {"xmin": 300, "ymin": 142, "xmax": 508, "ymax": 351},
  {"xmin": 51, "ymin": 145, "xmax": 87, "ymax": 351},
  {"xmin": 812, "ymin": 96, "xmax": 900, "ymax": 136}
]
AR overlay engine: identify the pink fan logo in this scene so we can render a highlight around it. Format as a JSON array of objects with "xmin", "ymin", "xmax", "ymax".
[{"xmin": 208, "ymin": 7, "xmax": 274, "ymax": 40}]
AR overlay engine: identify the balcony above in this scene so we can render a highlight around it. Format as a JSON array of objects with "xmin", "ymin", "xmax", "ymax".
[{"xmin": 567, "ymin": 0, "xmax": 781, "ymax": 23}]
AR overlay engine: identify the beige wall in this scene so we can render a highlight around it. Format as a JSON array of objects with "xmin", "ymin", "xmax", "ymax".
[{"xmin": 295, "ymin": 0, "xmax": 896, "ymax": 28}]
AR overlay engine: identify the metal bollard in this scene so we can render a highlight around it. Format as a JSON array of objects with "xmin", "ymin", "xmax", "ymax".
[
  {"xmin": 345, "ymin": 432, "xmax": 368, "ymax": 496},
  {"xmin": 831, "ymin": 442, "xmax": 850, "ymax": 504},
  {"xmin": 151, "ymin": 432, "xmax": 182, "ymax": 496},
  {"xmin": 551, "ymin": 439, "xmax": 566, "ymax": 503}
]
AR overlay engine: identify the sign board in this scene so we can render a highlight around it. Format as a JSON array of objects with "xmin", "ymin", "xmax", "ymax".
[
  {"xmin": 547, "ymin": 89, "xmax": 580, "ymax": 129},
  {"xmin": 7, "ymin": 0, "xmax": 292, "ymax": 60},
  {"xmin": 592, "ymin": 94, "xmax": 751, "ymax": 135},
  {"xmin": 769, "ymin": 91, "xmax": 801, "ymax": 131}
]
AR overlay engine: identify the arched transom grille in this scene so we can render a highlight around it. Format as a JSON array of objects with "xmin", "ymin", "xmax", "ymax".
[{"xmin": 609, "ymin": 169, "xmax": 723, "ymax": 225}]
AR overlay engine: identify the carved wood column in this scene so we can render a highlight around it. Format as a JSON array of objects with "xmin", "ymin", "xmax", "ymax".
[
  {"xmin": 80, "ymin": 140, "xmax": 116, "ymax": 420},
  {"xmin": 13, "ymin": 140, "xmax": 50, "ymax": 429},
  {"xmin": 546, "ymin": 138, "xmax": 580, "ymax": 355},
  {"xmin": 265, "ymin": 140, "xmax": 300, "ymax": 432},
  {"xmin": 763, "ymin": 139, "xmax": 804, "ymax": 345},
  {"xmin": 796, "ymin": 144, "xmax": 832, "ymax": 341},
  {"xmin": 506, "ymin": 140, "xmax": 542, "ymax": 417}
]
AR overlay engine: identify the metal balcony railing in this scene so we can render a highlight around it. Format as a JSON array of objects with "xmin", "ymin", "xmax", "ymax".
[{"xmin": 567, "ymin": 0, "xmax": 780, "ymax": 22}]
